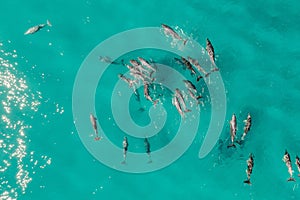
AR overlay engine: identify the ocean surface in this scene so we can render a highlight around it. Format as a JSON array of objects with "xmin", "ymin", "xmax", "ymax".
[{"xmin": 1, "ymin": 0, "xmax": 300, "ymax": 199}]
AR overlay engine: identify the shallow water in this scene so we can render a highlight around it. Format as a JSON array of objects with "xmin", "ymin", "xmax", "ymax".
[{"xmin": 0, "ymin": 0, "xmax": 300, "ymax": 199}]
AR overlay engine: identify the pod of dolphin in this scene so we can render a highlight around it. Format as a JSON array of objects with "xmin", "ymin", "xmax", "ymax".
[
  {"xmin": 227, "ymin": 112, "xmax": 300, "ymax": 184},
  {"xmin": 24, "ymin": 21, "xmax": 300, "ymax": 183}
]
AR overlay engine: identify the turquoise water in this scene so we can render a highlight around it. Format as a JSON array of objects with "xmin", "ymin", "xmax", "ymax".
[{"xmin": 1, "ymin": 0, "xmax": 300, "ymax": 199}]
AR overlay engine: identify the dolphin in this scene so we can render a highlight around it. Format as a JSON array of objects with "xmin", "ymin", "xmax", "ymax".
[
  {"xmin": 187, "ymin": 56, "xmax": 209, "ymax": 77},
  {"xmin": 206, "ymin": 38, "xmax": 215, "ymax": 65},
  {"xmin": 24, "ymin": 20, "xmax": 52, "ymax": 35},
  {"xmin": 175, "ymin": 88, "xmax": 191, "ymax": 113},
  {"xmin": 90, "ymin": 113, "xmax": 100, "ymax": 141},
  {"xmin": 130, "ymin": 59, "xmax": 151, "ymax": 75},
  {"xmin": 172, "ymin": 96, "xmax": 184, "ymax": 117},
  {"xmin": 118, "ymin": 73, "xmax": 136, "ymax": 88},
  {"xmin": 241, "ymin": 113, "xmax": 252, "ymax": 141},
  {"xmin": 227, "ymin": 114, "xmax": 237, "ymax": 148},
  {"xmin": 181, "ymin": 57, "xmax": 197, "ymax": 75},
  {"xmin": 138, "ymin": 57, "xmax": 156, "ymax": 72},
  {"xmin": 180, "ymin": 57, "xmax": 203, "ymax": 81},
  {"xmin": 183, "ymin": 80, "xmax": 197, "ymax": 91},
  {"xmin": 296, "ymin": 156, "xmax": 300, "ymax": 177},
  {"xmin": 144, "ymin": 83, "xmax": 158, "ymax": 105},
  {"xmin": 144, "ymin": 137, "xmax": 152, "ymax": 163},
  {"xmin": 161, "ymin": 24, "xmax": 187, "ymax": 45},
  {"xmin": 188, "ymin": 89, "xmax": 202, "ymax": 104},
  {"xmin": 244, "ymin": 153, "xmax": 254, "ymax": 185},
  {"xmin": 122, "ymin": 136, "xmax": 129, "ymax": 164},
  {"xmin": 99, "ymin": 56, "xmax": 122, "ymax": 65},
  {"xmin": 131, "ymin": 70, "xmax": 154, "ymax": 84},
  {"xmin": 283, "ymin": 150, "xmax": 296, "ymax": 182}
]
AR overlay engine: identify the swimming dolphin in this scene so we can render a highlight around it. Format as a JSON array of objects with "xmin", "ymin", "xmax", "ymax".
[
  {"xmin": 241, "ymin": 113, "xmax": 252, "ymax": 141},
  {"xmin": 180, "ymin": 57, "xmax": 203, "ymax": 81},
  {"xmin": 187, "ymin": 89, "xmax": 202, "ymax": 104},
  {"xmin": 227, "ymin": 114, "xmax": 237, "ymax": 148},
  {"xmin": 296, "ymin": 156, "xmax": 300, "ymax": 177},
  {"xmin": 181, "ymin": 57, "xmax": 197, "ymax": 75},
  {"xmin": 131, "ymin": 70, "xmax": 154, "ymax": 83},
  {"xmin": 187, "ymin": 56, "xmax": 209, "ymax": 77},
  {"xmin": 175, "ymin": 88, "xmax": 191, "ymax": 113},
  {"xmin": 172, "ymin": 96, "xmax": 184, "ymax": 117},
  {"xmin": 130, "ymin": 59, "xmax": 152, "ymax": 76},
  {"xmin": 90, "ymin": 113, "xmax": 100, "ymax": 141},
  {"xmin": 183, "ymin": 80, "xmax": 202, "ymax": 103},
  {"xmin": 206, "ymin": 38, "xmax": 215, "ymax": 65},
  {"xmin": 144, "ymin": 83, "xmax": 158, "ymax": 105},
  {"xmin": 24, "ymin": 20, "xmax": 52, "ymax": 35},
  {"xmin": 122, "ymin": 136, "xmax": 129, "ymax": 164},
  {"xmin": 118, "ymin": 73, "xmax": 136, "ymax": 88},
  {"xmin": 99, "ymin": 56, "xmax": 123, "ymax": 65},
  {"xmin": 124, "ymin": 63, "xmax": 136, "ymax": 73},
  {"xmin": 244, "ymin": 153, "xmax": 254, "ymax": 185},
  {"xmin": 137, "ymin": 57, "xmax": 156, "ymax": 72},
  {"xmin": 161, "ymin": 24, "xmax": 187, "ymax": 45},
  {"xmin": 183, "ymin": 80, "xmax": 197, "ymax": 91},
  {"xmin": 144, "ymin": 137, "xmax": 152, "ymax": 163},
  {"xmin": 283, "ymin": 150, "xmax": 295, "ymax": 182}
]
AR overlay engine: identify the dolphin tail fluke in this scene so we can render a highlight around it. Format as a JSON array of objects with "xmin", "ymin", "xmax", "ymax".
[
  {"xmin": 183, "ymin": 39, "xmax": 188, "ymax": 46},
  {"xmin": 94, "ymin": 129, "xmax": 101, "ymax": 141},
  {"xmin": 227, "ymin": 143, "xmax": 236, "ymax": 148},
  {"xmin": 243, "ymin": 179, "xmax": 251, "ymax": 185},
  {"xmin": 46, "ymin": 19, "xmax": 52, "ymax": 27},
  {"xmin": 287, "ymin": 177, "xmax": 296, "ymax": 182},
  {"xmin": 184, "ymin": 109, "xmax": 192, "ymax": 113},
  {"xmin": 241, "ymin": 135, "xmax": 246, "ymax": 141},
  {"xmin": 94, "ymin": 136, "xmax": 101, "ymax": 141},
  {"xmin": 153, "ymin": 99, "xmax": 159, "ymax": 106},
  {"xmin": 236, "ymin": 140, "xmax": 243, "ymax": 145},
  {"xmin": 196, "ymin": 75, "xmax": 203, "ymax": 82}
]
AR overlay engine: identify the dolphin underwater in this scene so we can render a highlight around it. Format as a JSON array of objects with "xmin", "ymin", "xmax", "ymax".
[
  {"xmin": 122, "ymin": 136, "xmax": 129, "ymax": 164},
  {"xmin": 182, "ymin": 80, "xmax": 202, "ymax": 103},
  {"xmin": 206, "ymin": 38, "xmax": 215, "ymax": 65},
  {"xmin": 283, "ymin": 150, "xmax": 296, "ymax": 182},
  {"xmin": 187, "ymin": 56, "xmax": 209, "ymax": 77},
  {"xmin": 137, "ymin": 57, "xmax": 157, "ymax": 72},
  {"xmin": 183, "ymin": 80, "xmax": 197, "ymax": 91},
  {"xmin": 180, "ymin": 57, "xmax": 203, "ymax": 81},
  {"xmin": 143, "ymin": 83, "xmax": 158, "ymax": 105},
  {"xmin": 89, "ymin": 113, "xmax": 100, "ymax": 140},
  {"xmin": 227, "ymin": 114, "xmax": 237, "ymax": 148},
  {"xmin": 24, "ymin": 20, "xmax": 52, "ymax": 35},
  {"xmin": 144, "ymin": 137, "xmax": 152, "ymax": 163},
  {"xmin": 296, "ymin": 156, "xmax": 300, "ymax": 177},
  {"xmin": 99, "ymin": 56, "xmax": 123, "ymax": 65},
  {"xmin": 175, "ymin": 88, "xmax": 191, "ymax": 113},
  {"xmin": 172, "ymin": 96, "xmax": 184, "ymax": 117},
  {"xmin": 161, "ymin": 24, "xmax": 187, "ymax": 45},
  {"xmin": 244, "ymin": 153, "xmax": 254, "ymax": 185},
  {"xmin": 241, "ymin": 113, "xmax": 252, "ymax": 141},
  {"xmin": 118, "ymin": 73, "xmax": 136, "ymax": 88}
]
